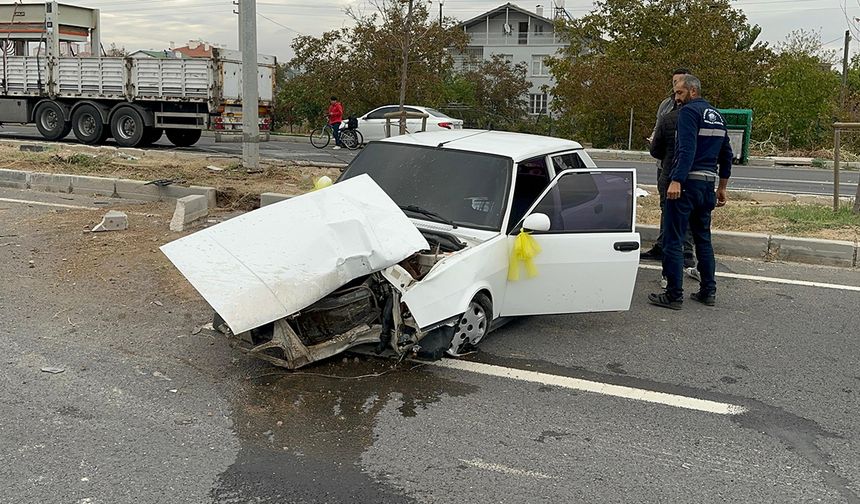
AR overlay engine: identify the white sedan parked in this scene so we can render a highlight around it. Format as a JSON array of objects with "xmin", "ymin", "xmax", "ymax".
[
  {"xmin": 352, "ymin": 105, "xmax": 463, "ymax": 142},
  {"xmin": 161, "ymin": 130, "xmax": 640, "ymax": 369}
]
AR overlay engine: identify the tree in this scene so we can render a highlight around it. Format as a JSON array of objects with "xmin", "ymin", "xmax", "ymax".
[
  {"xmin": 104, "ymin": 43, "xmax": 128, "ymax": 57},
  {"xmin": 548, "ymin": 0, "xmax": 771, "ymax": 147},
  {"xmin": 288, "ymin": 1, "xmax": 466, "ymax": 131},
  {"xmin": 750, "ymin": 30, "xmax": 839, "ymax": 150},
  {"xmin": 443, "ymin": 55, "xmax": 531, "ymax": 129}
]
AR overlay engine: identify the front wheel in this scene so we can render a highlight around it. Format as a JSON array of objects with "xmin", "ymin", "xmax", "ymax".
[
  {"xmin": 340, "ymin": 129, "xmax": 363, "ymax": 150},
  {"xmin": 447, "ymin": 293, "xmax": 492, "ymax": 356},
  {"xmin": 309, "ymin": 127, "xmax": 330, "ymax": 149}
]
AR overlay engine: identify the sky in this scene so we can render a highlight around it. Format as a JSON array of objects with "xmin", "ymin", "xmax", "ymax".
[{"xmin": 83, "ymin": 0, "xmax": 857, "ymax": 63}]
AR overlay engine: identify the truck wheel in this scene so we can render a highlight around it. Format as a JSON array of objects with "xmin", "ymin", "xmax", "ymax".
[
  {"xmin": 142, "ymin": 127, "xmax": 164, "ymax": 146},
  {"xmin": 35, "ymin": 102, "xmax": 71, "ymax": 141},
  {"xmin": 166, "ymin": 129, "xmax": 202, "ymax": 147},
  {"xmin": 72, "ymin": 104, "xmax": 107, "ymax": 145},
  {"xmin": 110, "ymin": 107, "xmax": 145, "ymax": 148}
]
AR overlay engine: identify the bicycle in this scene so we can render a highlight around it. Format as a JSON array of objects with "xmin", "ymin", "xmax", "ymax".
[{"xmin": 309, "ymin": 117, "xmax": 363, "ymax": 150}]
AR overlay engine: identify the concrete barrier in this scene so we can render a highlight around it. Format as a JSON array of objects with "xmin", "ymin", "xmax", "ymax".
[
  {"xmin": 113, "ymin": 179, "xmax": 163, "ymax": 201},
  {"xmin": 713, "ymin": 230, "xmax": 770, "ymax": 260},
  {"xmin": 69, "ymin": 175, "xmax": 116, "ymax": 197},
  {"xmin": 170, "ymin": 195, "xmax": 209, "ymax": 232},
  {"xmin": 29, "ymin": 173, "xmax": 73, "ymax": 193},
  {"xmin": 163, "ymin": 185, "xmax": 217, "ymax": 209},
  {"xmin": 260, "ymin": 192, "xmax": 293, "ymax": 207},
  {"xmin": 0, "ymin": 169, "xmax": 31, "ymax": 189},
  {"xmin": 768, "ymin": 235, "xmax": 857, "ymax": 268}
]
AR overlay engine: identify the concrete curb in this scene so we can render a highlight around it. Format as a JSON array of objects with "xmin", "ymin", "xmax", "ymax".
[
  {"xmin": 0, "ymin": 168, "xmax": 217, "ymax": 208},
  {"xmin": 260, "ymin": 192, "xmax": 293, "ymax": 206},
  {"xmin": 637, "ymin": 224, "xmax": 859, "ymax": 268},
  {"xmin": 170, "ymin": 195, "xmax": 209, "ymax": 232}
]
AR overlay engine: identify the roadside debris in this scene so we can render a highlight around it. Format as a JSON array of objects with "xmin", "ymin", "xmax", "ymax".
[
  {"xmin": 152, "ymin": 371, "xmax": 172, "ymax": 381},
  {"xmin": 91, "ymin": 210, "xmax": 128, "ymax": 232},
  {"xmin": 169, "ymin": 195, "xmax": 208, "ymax": 232},
  {"xmin": 27, "ymin": 260, "xmax": 35, "ymax": 268},
  {"xmin": 115, "ymin": 152, "xmax": 139, "ymax": 161},
  {"xmin": 40, "ymin": 366, "xmax": 65, "ymax": 374},
  {"xmin": 635, "ymin": 187, "xmax": 650, "ymax": 198},
  {"xmin": 152, "ymin": 300, "xmax": 164, "ymax": 307},
  {"xmin": 206, "ymin": 165, "xmax": 224, "ymax": 172},
  {"xmin": 20, "ymin": 144, "xmax": 48, "ymax": 153}
]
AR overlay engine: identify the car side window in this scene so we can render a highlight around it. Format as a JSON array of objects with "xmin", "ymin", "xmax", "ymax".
[
  {"xmin": 531, "ymin": 171, "xmax": 634, "ymax": 233},
  {"xmin": 551, "ymin": 152, "xmax": 586, "ymax": 174},
  {"xmin": 507, "ymin": 156, "xmax": 551, "ymax": 233},
  {"xmin": 366, "ymin": 107, "xmax": 397, "ymax": 120}
]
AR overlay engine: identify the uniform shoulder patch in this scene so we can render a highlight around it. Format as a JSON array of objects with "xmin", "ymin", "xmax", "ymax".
[{"xmin": 703, "ymin": 108, "xmax": 724, "ymax": 126}]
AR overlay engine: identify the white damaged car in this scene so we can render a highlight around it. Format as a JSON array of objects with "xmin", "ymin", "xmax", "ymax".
[{"xmin": 161, "ymin": 130, "xmax": 641, "ymax": 369}]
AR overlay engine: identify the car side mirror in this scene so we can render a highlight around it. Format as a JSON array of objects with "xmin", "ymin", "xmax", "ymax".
[{"xmin": 522, "ymin": 213, "xmax": 550, "ymax": 232}]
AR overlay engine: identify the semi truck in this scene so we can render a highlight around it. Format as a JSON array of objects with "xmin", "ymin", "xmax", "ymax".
[{"xmin": 0, "ymin": 1, "xmax": 274, "ymax": 148}]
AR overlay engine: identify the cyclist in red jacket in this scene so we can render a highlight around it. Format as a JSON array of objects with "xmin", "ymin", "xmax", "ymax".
[{"xmin": 327, "ymin": 96, "xmax": 344, "ymax": 150}]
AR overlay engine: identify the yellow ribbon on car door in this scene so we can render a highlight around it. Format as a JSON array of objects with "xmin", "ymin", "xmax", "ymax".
[{"xmin": 508, "ymin": 229, "xmax": 541, "ymax": 281}]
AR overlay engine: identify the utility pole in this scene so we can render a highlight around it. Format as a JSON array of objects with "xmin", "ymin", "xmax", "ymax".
[
  {"xmin": 239, "ymin": 0, "xmax": 260, "ymax": 171},
  {"xmin": 841, "ymin": 30, "xmax": 851, "ymax": 110},
  {"xmin": 439, "ymin": 0, "xmax": 443, "ymax": 25}
]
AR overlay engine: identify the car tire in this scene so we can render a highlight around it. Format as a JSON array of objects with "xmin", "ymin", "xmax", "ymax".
[
  {"xmin": 71, "ymin": 104, "xmax": 108, "ymax": 145},
  {"xmin": 110, "ymin": 106, "xmax": 146, "ymax": 148},
  {"xmin": 165, "ymin": 128, "xmax": 202, "ymax": 147},
  {"xmin": 447, "ymin": 293, "xmax": 492, "ymax": 356},
  {"xmin": 34, "ymin": 101, "xmax": 71, "ymax": 141}
]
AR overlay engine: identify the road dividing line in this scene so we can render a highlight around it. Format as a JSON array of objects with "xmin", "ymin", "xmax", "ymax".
[
  {"xmin": 639, "ymin": 264, "xmax": 860, "ymax": 292},
  {"xmin": 458, "ymin": 458, "xmax": 552, "ymax": 480},
  {"xmin": 0, "ymin": 197, "xmax": 98, "ymax": 211},
  {"xmin": 431, "ymin": 359, "xmax": 746, "ymax": 416}
]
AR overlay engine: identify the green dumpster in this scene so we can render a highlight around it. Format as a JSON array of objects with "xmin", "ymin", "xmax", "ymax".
[{"xmin": 718, "ymin": 108, "xmax": 752, "ymax": 165}]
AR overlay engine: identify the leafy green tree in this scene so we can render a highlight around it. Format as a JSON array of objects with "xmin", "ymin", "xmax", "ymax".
[
  {"xmin": 750, "ymin": 30, "xmax": 839, "ymax": 150},
  {"xmin": 444, "ymin": 55, "xmax": 530, "ymax": 129},
  {"xmin": 288, "ymin": 1, "xmax": 467, "ymax": 129},
  {"xmin": 548, "ymin": 0, "xmax": 771, "ymax": 148}
]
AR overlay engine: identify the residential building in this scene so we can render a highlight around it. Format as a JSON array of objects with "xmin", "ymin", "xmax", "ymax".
[{"xmin": 455, "ymin": 2, "xmax": 570, "ymax": 116}]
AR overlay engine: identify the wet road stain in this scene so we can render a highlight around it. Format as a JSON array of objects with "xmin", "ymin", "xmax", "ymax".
[
  {"xmin": 606, "ymin": 362, "xmax": 628, "ymax": 375},
  {"xmin": 211, "ymin": 355, "xmax": 476, "ymax": 503}
]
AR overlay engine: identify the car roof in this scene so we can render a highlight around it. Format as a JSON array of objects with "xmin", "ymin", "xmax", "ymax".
[{"xmin": 378, "ymin": 129, "xmax": 584, "ymax": 161}]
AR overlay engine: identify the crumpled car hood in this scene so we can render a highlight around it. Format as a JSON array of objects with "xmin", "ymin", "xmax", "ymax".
[{"xmin": 160, "ymin": 174, "xmax": 429, "ymax": 334}]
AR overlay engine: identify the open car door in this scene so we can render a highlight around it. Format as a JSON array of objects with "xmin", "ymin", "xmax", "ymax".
[{"xmin": 500, "ymin": 168, "xmax": 640, "ymax": 317}]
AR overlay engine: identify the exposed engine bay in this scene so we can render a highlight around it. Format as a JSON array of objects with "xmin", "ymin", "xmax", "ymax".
[{"xmin": 216, "ymin": 229, "xmax": 470, "ymax": 369}]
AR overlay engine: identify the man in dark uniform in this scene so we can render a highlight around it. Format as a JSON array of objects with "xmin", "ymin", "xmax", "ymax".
[{"xmin": 649, "ymin": 75, "xmax": 732, "ymax": 310}]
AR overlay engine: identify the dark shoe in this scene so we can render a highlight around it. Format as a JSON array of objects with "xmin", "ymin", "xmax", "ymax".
[
  {"xmin": 690, "ymin": 291, "xmax": 715, "ymax": 306},
  {"xmin": 648, "ymin": 292, "xmax": 682, "ymax": 310},
  {"xmin": 640, "ymin": 247, "xmax": 663, "ymax": 261},
  {"xmin": 683, "ymin": 256, "xmax": 696, "ymax": 269}
]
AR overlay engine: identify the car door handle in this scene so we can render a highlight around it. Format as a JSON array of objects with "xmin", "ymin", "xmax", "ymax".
[{"xmin": 614, "ymin": 241, "xmax": 640, "ymax": 252}]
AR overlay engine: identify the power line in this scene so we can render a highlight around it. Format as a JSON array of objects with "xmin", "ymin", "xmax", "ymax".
[{"xmin": 257, "ymin": 12, "xmax": 304, "ymax": 36}]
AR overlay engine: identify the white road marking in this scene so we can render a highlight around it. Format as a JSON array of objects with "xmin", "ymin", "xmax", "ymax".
[
  {"xmin": 0, "ymin": 197, "xmax": 98, "ymax": 211},
  {"xmin": 639, "ymin": 264, "xmax": 860, "ymax": 292},
  {"xmin": 458, "ymin": 458, "xmax": 553, "ymax": 480},
  {"xmin": 431, "ymin": 359, "xmax": 746, "ymax": 416}
]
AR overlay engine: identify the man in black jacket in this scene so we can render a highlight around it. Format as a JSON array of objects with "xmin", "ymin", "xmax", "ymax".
[{"xmin": 649, "ymin": 108, "xmax": 696, "ymax": 271}]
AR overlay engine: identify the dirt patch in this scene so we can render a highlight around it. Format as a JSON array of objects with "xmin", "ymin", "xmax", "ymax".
[{"xmin": 0, "ymin": 142, "xmax": 343, "ymax": 209}]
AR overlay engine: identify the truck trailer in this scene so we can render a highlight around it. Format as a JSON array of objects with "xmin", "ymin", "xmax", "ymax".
[{"xmin": 0, "ymin": 1, "xmax": 274, "ymax": 148}]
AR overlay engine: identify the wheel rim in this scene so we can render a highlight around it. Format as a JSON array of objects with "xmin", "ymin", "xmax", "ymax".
[
  {"xmin": 79, "ymin": 114, "xmax": 97, "ymax": 137},
  {"xmin": 450, "ymin": 301, "xmax": 488, "ymax": 354},
  {"xmin": 118, "ymin": 115, "xmax": 136, "ymax": 140},
  {"xmin": 41, "ymin": 109, "xmax": 59, "ymax": 132}
]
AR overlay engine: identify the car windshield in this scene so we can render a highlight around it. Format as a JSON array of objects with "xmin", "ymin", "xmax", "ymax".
[{"xmin": 340, "ymin": 143, "xmax": 512, "ymax": 231}]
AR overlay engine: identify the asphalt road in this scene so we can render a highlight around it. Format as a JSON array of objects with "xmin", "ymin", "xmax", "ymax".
[
  {"xmin": 1, "ymin": 124, "xmax": 858, "ymax": 197},
  {"xmin": 1, "ymin": 188, "xmax": 859, "ymax": 503}
]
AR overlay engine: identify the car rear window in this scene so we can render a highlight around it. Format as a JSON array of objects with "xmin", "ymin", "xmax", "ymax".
[
  {"xmin": 424, "ymin": 108, "xmax": 452, "ymax": 119},
  {"xmin": 340, "ymin": 143, "xmax": 512, "ymax": 231}
]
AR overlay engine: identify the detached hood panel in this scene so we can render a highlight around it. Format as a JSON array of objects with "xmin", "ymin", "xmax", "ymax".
[{"xmin": 161, "ymin": 174, "xmax": 429, "ymax": 334}]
